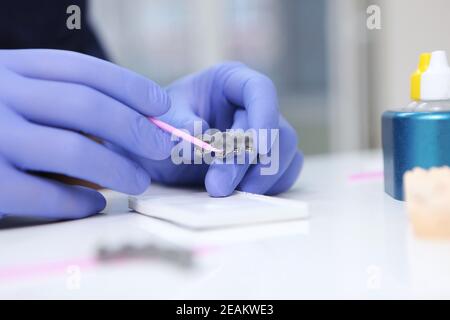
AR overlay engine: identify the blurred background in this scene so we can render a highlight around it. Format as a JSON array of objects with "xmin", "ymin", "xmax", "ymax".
[{"xmin": 89, "ymin": 0, "xmax": 450, "ymax": 155}]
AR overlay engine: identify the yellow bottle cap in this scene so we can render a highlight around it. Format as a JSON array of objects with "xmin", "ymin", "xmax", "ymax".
[
  {"xmin": 410, "ymin": 53, "xmax": 431, "ymax": 100},
  {"xmin": 410, "ymin": 50, "xmax": 450, "ymax": 101}
]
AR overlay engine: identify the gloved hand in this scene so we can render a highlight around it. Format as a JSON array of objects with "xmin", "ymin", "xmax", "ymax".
[
  {"xmin": 0, "ymin": 49, "xmax": 175, "ymax": 219},
  {"xmin": 127, "ymin": 62, "xmax": 303, "ymax": 197}
]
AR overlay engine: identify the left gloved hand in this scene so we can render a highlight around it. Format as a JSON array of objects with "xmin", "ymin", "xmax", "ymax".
[{"xmin": 128, "ymin": 62, "xmax": 303, "ymax": 197}]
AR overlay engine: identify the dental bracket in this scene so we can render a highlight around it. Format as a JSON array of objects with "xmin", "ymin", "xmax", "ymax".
[{"xmin": 195, "ymin": 130, "xmax": 254, "ymax": 158}]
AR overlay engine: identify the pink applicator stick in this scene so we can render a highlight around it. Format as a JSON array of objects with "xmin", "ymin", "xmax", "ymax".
[{"xmin": 148, "ymin": 117, "xmax": 220, "ymax": 153}]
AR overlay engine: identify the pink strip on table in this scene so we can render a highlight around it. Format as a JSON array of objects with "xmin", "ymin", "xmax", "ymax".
[
  {"xmin": 0, "ymin": 246, "xmax": 215, "ymax": 282},
  {"xmin": 348, "ymin": 170, "xmax": 384, "ymax": 182},
  {"xmin": 0, "ymin": 257, "xmax": 97, "ymax": 282}
]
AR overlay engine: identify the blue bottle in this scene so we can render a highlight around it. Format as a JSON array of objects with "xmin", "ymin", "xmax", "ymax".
[{"xmin": 382, "ymin": 50, "xmax": 450, "ymax": 201}]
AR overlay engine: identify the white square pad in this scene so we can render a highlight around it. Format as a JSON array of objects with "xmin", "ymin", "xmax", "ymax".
[{"xmin": 129, "ymin": 185, "xmax": 309, "ymax": 229}]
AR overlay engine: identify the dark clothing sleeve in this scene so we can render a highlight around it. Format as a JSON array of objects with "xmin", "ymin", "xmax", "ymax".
[{"xmin": 0, "ymin": 0, "xmax": 107, "ymax": 59}]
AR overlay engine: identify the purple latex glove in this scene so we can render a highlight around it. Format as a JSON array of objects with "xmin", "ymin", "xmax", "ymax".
[
  {"xmin": 128, "ymin": 62, "xmax": 303, "ymax": 197},
  {"xmin": 0, "ymin": 49, "xmax": 174, "ymax": 219}
]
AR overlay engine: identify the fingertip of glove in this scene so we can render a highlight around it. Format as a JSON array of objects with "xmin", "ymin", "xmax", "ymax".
[
  {"xmin": 148, "ymin": 85, "xmax": 172, "ymax": 116},
  {"xmin": 205, "ymin": 169, "xmax": 235, "ymax": 198},
  {"xmin": 91, "ymin": 191, "xmax": 107, "ymax": 214},
  {"xmin": 132, "ymin": 166, "xmax": 151, "ymax": 194},
  {"xmin": 69, "ymin": 186, "xmax": 107, "ymax": 219}
]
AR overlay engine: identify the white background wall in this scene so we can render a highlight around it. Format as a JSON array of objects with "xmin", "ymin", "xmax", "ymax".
[
  {"xmin": 369, "ymin": 0, "xmax": 450, "ymax": 146},
  {"xmin": 89, "ymin": 0, "xmax": 450, "ymax": 153},
  {"xmin": 327, "ymin": 0, "xmax": 370, "ymax": 152},
  {"xmin": 89, "ymin": 0, "xmax": 332, "ymax": 154}
]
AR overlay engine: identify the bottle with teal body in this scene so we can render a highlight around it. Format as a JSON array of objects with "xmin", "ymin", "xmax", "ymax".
[{"xmin": 382, "ymin": 50, "xmax": 450, "ymax": 200}]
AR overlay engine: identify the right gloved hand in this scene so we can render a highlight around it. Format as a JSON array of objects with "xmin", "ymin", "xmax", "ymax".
[{"xmin": 0, "ymin": 49, "xmax": 174, "ymax": 220}]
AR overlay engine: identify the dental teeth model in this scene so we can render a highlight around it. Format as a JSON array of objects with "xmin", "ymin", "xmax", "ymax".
[
  {"xmin": 404, "ymin": 167, "xmax": 450, "ymax": 239},
  {"xmin": 195, "ymin": 131, "xmax": 254, "ymax": 158}
]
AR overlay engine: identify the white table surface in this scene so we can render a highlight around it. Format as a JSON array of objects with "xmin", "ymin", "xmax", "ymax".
[{"xmin": 1, "ymin": 150, "xmax": 450, "ymax": 299}]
